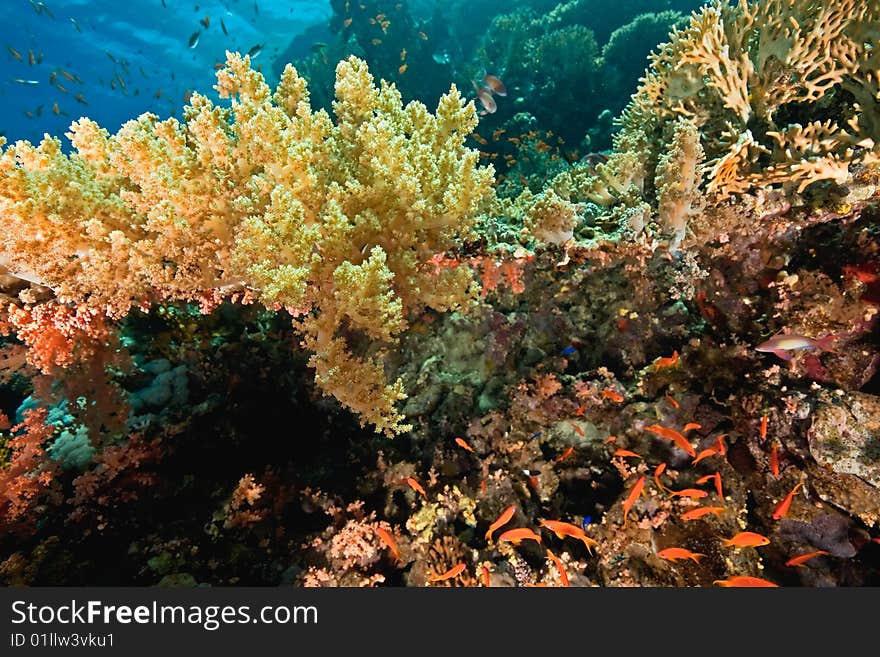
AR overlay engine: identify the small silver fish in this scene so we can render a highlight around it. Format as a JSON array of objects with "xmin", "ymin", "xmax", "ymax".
[
  {"xmin": 755, "ymin": 332, "xmax": 839, "ymax": 361},
  {"xmin": 188, "ymin": 30, "xmax": 200, "ymax": 49},
  {"xmin": 247, "ymin": 43, "xmax": 262, "ymax": 58},
  {"xmin": 13, "ymin": 78, "xmax": 40, "ymax": 85}
]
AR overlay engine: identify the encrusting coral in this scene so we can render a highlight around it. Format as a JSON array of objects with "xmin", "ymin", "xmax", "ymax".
[{"xmin": 0, "ymin": 52, "xmax": 495, "ymax": 436}]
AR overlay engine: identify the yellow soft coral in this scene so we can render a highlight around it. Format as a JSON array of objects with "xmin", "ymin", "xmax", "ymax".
[{"xmin": 0, "ymin": 52, "xmax": 495, "ymax": 436}]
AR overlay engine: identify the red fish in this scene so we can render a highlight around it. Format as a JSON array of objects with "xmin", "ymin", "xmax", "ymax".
[
  {"xmin": 665, "ymin": 392, "xmax": 679, "ymax": 409},
  {"xmin": 785, "ymin": 550, "xmax": 830, "ymax": 568},
  {"xmin": 670, "ymin": 488, "xmax": 708, "ymax": 499},
  {"xmin": 601, "ymin": 389, "xmax": 625, "ymax": 403},
  {"xmin": 713, "ymin": 575, "xmax": 778, "ymax": 587},
  {"xmin": 769, "ymin": 442, "xmax": 780, "ymax": 477},
  {"xmin": 654, "ymin": 350, "xmax": 679, "ymax": 369},
  {"xmin": 485, "ymin": 504, "xmax": 516, "ymax": 542},
  {"xmin": 657, "ymin": 547, "xmax": 705, "ymax": 563},
  {"xmin": 644, "ymin": 424, "xmax": 696, "ymax": 457},
  {"xmin": 612, "ymin": 448, "xmax": 641, "ymax": 459},
  {"xmin": 622, "ymin": 475, "xmax": 646, "ymax": 528},
  {"xmin": 653, "ymin": 462, "xmax": 670, "ymax": 493},
  {"xmin": 538, "ymin": 519, "xmax": 599, "ymax": 554},
  {"xmin": 546, "ymin": 549, "xmax": 569, "ymax": 586},
  {"xmin": 722, "ymin": 531, "xmax": 770, "ymax": 549},
  {"xmin": 498, "ymin": 527, "xmax": 542, "ymax": 546},
  {"xmin": 556, "ymin": 446, "xmax": 575, "ymax": 462},
  {"xmin": 692, "ymin": 447, "xmax": 718, "ymax": 465},
  {"xmin": 376, "ymin": 527, "xmax": 401, "ymax": 563},
  {"xmin": 680, "ymin": 506, "xmax": 726, "ymax": 521},
  {"xmin": 455, "ymin": 436, "xmax": 475, "ymax": 453},
  {"xmin": 759, "ymin": 414, "xmax": 768, "ymax": 442},
  {"xmin": 428, "ymin": 562, "xmax": 467, "ymax": 583},
  {"xmin": 401, "ymin": 477, "xmax": 427, "ymax": 499},
  {"xmin": 772, "ymin": 482, "xmax": 802, "ymax": 520}
]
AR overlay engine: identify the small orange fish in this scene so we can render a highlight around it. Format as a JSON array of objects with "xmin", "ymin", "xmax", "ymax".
[
  {"xmin": 657, "ymin": 547, "xmax": 705, "ymax": 563},
  {"xmin": 622, "ymin": 475, "xmax": 646, "ymax": 528},
  {"xmin": 375, "ymin": 527, "xmax": 401, "ymax": 562},
  {"xmin": 653, "ymin": 462, "xmax": 670, "ymax": 493},
  {"xmin": 485, "ymin": 504, "xmax": 516, "ymax": 542},
  {"xmin": 683, "ymin": 422, "xmax": 702, "ymax": 433},
  {"xmin": 546, "ymin": 549, "xmax": 569, "ymax": 586},
  {"xmin": 59, "ymin": 69, "xmax": 75, "ymax": 82},
  {"xmin": 714, "ymin": 434, "xmax": 727, "ymax": 455},
  {"xmin": 644, "ymin": 424, "xmax": 696, "ymax": 457},
  {"xmin": 760, "ymin": 414, "xmax": 768, "ymax": 442},
  {"xmin": 769, "ymin": 442, "xmax": 780, "ymax": 477},
  {"xmin": 556, "ymin": 446, "xmax": 574, "ymax": 463},
  {"xmin": 28, "ymin": 49, "xmax": 35, "ymax": 66},
  {"xmin": 680, "ymin": 506, "xmax": 726, "ymax": 521},
  {"xmin": 402, "ymin": 476, "xmax": 427, "ymax": 499},
  {"xmin": 665, "ymin": 391, "xmax": 679, "ymax": 409},
  {"xmin": 785, "ymin": 550, "xmax": 830, "ymax": 568},
  {"xmin": 722, "ymin": 531, "xmax": 771, "ymax": 549},
  {"xmin": 568, "ymin": 421, "xmax": 585, "ymax": 437},
  {"xmin": 670, "ymin": 488, "xmax": 709, "ymax": 499},
  {"xmin": 428, "ymin": 562, "xmax": 467, "ymax": 583},
  {"xmin": 772, "ymin": 482, "xmax": 802, "ymax": 520},
  {"xmin": 696, "ymin": 472, "xmax": 723, "ymax": 498},
  {"xmin": 398, "ymin": 63, "xmax": 407, "ymax": 74},
  {"xmin": 692, "ymin": 447, "xmax": 718, "ymax": 465},
  {"xmin": 343, "ymin": 17, "xmax": 353, "ymax": 27},
  {"xmin": 418, "ymin": 31, "xmax": 428, "ymax": 40},
  {"xmin": 74, "ymin": 92, "xmax": 87, "ymax": 104},
  {"xmin": 481, "ymin": 564, "xmax": 491, "ymax": 587},
  {"xmin": 714, "ymin": 575, "xmax": 778, "ymax": 587},
  {"xmin": 55, "ymin": 83, "xmax": 68, "ymax": 94},
  {"xmin": 538, "ymin": 519, "xmax": 599, "ymax": 554},
  {"xmin": 654, "ymin": 350, "xmax": 679, "ymax": 369},
  {"xmin": 498, "ymin": 527, "xmax": 542, "ymax": 546},
  {"xmin": 7, "ymin": 46, "xmax": 22, "ymax": 61},
  {"xmin": 455, "ymin": 436, "xmax": 475, "ymax": 453},
  {"xmin": 200, "ymin": 15, "xmax": 210, "ymax": 29},
  {"xmin": 604, "ymin": 435, "xmax": 617, "ymax": 444},
  {"xmin": 601, "ymin": 389, "xmax": 625, "ymax": 403},
  {"xmin": 612, "ymin": 448, "xmax": 641, "ymax": 460}
]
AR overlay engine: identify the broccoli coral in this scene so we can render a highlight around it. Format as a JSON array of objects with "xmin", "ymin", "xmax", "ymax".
[{"xmin": 0, "ymin": 53, "xmax": 495, "ymax": 436}]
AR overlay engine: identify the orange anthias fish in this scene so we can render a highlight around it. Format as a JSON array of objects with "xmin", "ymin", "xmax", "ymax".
[
  {"xmin": 428, "ymin": 562, "xmax": 467, "ymax": 583},
  {"xmin": 455, "ymin": 436, "xmax": 475, "ymax": 453},
  {"xmin": 538, "ymin": 519, "xmax": 599, "ymax": 554},
  {"xmin": 696, "ymin": 472, "xmax": 723, "ymax": 498},
  {"xmin": 713, "ymin": 575, "xmax": 778, "ymax": 587},
  {"xmin": 556, "ymin": 446, "xmax": 575, "ymax": 462},
  {"xmin": 713, "ymin": 433, "xmax": 727, "ymax": 455},
  {"xmin": 722, "ymin": 531, "xmax": 771, "ymax": 549},
  {"xmin": 683, "ymin": 423, "xmax": 702, "ymax": 433},
  {"xmin": 375, "ymin": 527, "xmax": 401, "ymax": 563},
  {"xmin": 480, "ymin": 565, "xmax": 491, "ymax": 587},
  {"xmin": 785, "ymin": 550, "xmax": 830, "ymax": 568},
  {"xmin": 483, "ymin": 73, "xmax": 507, "ymax": 96},
  {"xmin": 759, "ymin": 414, "xmax": 768, "ymax": 442},
  {"xmin": 669, "ymin": 488, "xmax": 709, "ymax": 499},
  {"xmin": 772, "ymin": 482, "xmax": 803, "ymax": 520},
  {"xmin": 657, "ymin": 547, "xmax": 706, "ymax": 563},
  {"xmin": 653, "ymin": 350, "xmax": 679, "ymax": 369},
  {"xmin": 498, "ymin": 527, "xmax": 542, "ymax": 546},
  {"xmin": 644, "ymin": 424, "xmax": 696, "ymax": 457},
  {"xmin": 402, "ymin": 476, "xmax": 427, "ymax": 499},
  {"xmin": 622, "ymin": 475, "xmax": 646, "ymax": 528},
  {"xmin": 601, "ymin": 389, "xmax": 625, "ymax": 403},
  {"xmin": 692, "ymin": 447, "xmax": 718, "ymax": 465},
  {"xmin": 613, "ymin": 448, "xmax": 641, "ymax": 459},
  {"xmin": 546, "ymin": 549, "xmax": 569, "ymax": 586},
  {"xmin": 680, "ymin": 506, "xmax": 726, "ymax": 521},
  {"xmin": 769, "ymin": 442, "xmax": 780, "ymax": 477},
  {"xmin": 653, "ymin": 462, "xmax": 670, "ymax": 493},
  {"xmin": 485, "ymin": 504, "xmax": 516, "ymax": 542},
  {"xmin": 665, "ymin": 391, "xmax": 679, "ymax": 409}
]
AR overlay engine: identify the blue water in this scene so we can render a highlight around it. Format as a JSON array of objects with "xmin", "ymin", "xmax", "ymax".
[{"xmin": 1, "ymin": 0, "xmax": 331, "ymax": 145}]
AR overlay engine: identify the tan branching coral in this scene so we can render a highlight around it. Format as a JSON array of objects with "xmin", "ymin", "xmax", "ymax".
[
  {"xmin": 0, "ymin": 53, "xmax": 495, "ymax": 435},
  {"xmin": 616, "ymin": 0, "xmax": 880, "ymax": 199}
]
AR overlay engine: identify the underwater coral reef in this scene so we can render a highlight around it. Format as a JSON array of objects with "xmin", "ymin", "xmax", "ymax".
[{"xmin": 0, "ymin": 0, "xmax": 879, "ymax": 588}]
